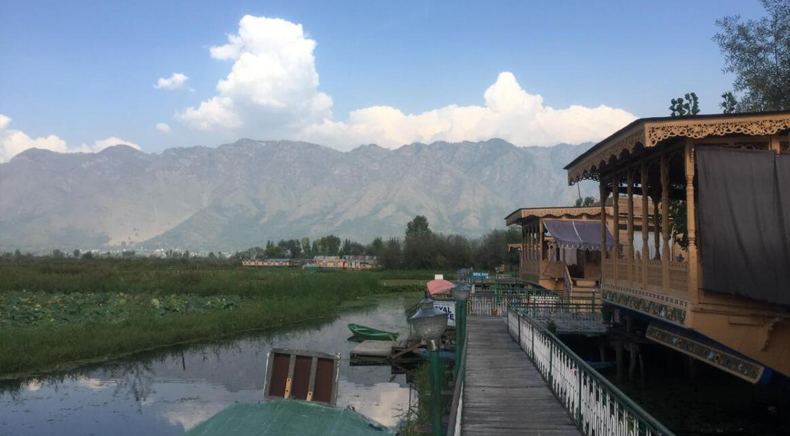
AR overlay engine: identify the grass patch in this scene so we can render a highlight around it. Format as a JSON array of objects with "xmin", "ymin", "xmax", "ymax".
[{"xmin": 0, "ymin": 257, "xmax": 438, "ymax": 377}]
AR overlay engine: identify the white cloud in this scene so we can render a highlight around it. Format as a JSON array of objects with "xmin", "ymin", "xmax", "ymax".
[
  {"xmin": 177, "ymin": 15, "xmax": 332, "ymax": 131},
  {"xmin": 83, "ymin": 137, "xmax": 141, "ymax": 152},
  {"xmin": 178, "ymin": 16, "xmax": 636, "ymax": 150},
  {"xmin": 299, "ymin": 72, "xmax": 637, "ymax": 149},
  {"xmin": 0, "ymin": 115, "xmax": 141, "ymax": 162},
  {"xmin": 155, "ymin": 73, "xmax": 190, "ymax": 90},
  {"xmin": 156, "ymin": 122, "xmax": 172, "ymax": 133},
  {"xmin": 0, "ymin": 114, "xmax": 70, "ymax": 162}
]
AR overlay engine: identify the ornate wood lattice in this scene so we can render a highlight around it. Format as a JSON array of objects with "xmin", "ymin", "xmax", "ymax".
[{"xmin": 568, "ymin": 114, "xmax": 790, "ymax": 184}]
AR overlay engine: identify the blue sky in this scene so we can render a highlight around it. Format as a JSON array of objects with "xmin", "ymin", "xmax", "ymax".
[{"xmin": 0, "ymin": 0, "xmax": 767, "ymax": 158}]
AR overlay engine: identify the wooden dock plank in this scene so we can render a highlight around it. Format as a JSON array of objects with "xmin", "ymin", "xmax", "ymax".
[
  {"xmin": 462, "ymin": 317, "xmax": 582, "ymax": 436},
  {"xmin": 350, "ymin": 340, "xmax": 394, "ymax": 358}
]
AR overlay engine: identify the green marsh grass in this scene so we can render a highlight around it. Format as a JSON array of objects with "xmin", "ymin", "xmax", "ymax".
[{"xmin": 0, "ymin": 257, "xmax": 430, "ymax": 376}]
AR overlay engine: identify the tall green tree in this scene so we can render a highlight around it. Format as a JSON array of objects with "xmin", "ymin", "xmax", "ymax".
[{"xmin": 714, "ymin": 0, "xmax": 790, "ymax": 111}]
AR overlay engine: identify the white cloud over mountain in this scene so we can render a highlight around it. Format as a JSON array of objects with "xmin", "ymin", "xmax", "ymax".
[
  {"xmin": 176, "ymin": 15, "xmax": 636, "ymax": 150},
  {"xmin": 156, "ymin": 122, "xmax": 172, "ymax": 133},
  {"xmin": 177, "ymin": 15, "xmax": 332, "ymax": 131},
  {"xmin": 155, "ymin": 73, "xmax": 190, "ymax": 90},
  {"xmin": 0, "ymin": 115, "xmax": 140, "ymax": 162}
]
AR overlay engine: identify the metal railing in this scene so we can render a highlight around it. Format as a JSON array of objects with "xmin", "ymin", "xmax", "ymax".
[
  {"xmin": 507, "ymin": 303, "xmax": 675, "ymax": 436},
  {"xmin": 445, "ymin": 332, "xmax": 467, "ymax": 436},
  {"xmin": 512, "ymin": 301, "xmax": 605, "ymax": 335}
]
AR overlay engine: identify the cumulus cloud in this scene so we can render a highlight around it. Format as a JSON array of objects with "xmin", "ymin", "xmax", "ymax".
[
  {"xmin": 176, "ymin": 15, "xmax": 332, "ymax": 131},
  {"xmin": 155, "ymin": 73, "xmax": 190, "ymax": 90},
  {"xmin": 156, "ymin": 122, "xmax": 172, "ymax": 133},
  {"xmin": 300, "ymin": 72, "xmax": 636, "ymax": 149},
  {"xmin": 0, "ymin": 115, "xmax": 141, "ymax": 162},
  {"xmin": 0, "ymin": 115, "xmax": 70, "ymax": 162},
  {"xmin": 178, "ymin": 16, "xmax": 635, "ymax": 149},
  {"xmin": 83, "ymin": 137, "xmax": 141, "ymax": 152}
]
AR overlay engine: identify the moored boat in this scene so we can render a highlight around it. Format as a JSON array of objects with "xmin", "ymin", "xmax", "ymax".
[{"xmin": 347, "ymin": 323, "xmax": 399, "ymax": 341}]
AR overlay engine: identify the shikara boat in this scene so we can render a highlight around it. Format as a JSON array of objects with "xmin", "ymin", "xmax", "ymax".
[{"xmin": 347, "ymin": 323, "xmax": 399, "ymax": 341}]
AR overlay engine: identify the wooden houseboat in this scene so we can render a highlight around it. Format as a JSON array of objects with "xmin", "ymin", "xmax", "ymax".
[
  {"xmin": 505, "ymin": 200, "xmax": 667, "ymax": 299},
  {"xmin": 564, "ymin": 111, "xmax": 790, "ymax": 383}
]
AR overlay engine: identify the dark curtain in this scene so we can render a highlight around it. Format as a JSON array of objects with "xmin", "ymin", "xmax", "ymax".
[{"xmin": 696, "ymin": 147, "xmax": 790, "ymax": 305}]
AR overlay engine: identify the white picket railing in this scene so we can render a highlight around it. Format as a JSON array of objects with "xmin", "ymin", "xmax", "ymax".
[{"xmin": 507, "ymin": 304, "xmax": 675, "ymax": 436}]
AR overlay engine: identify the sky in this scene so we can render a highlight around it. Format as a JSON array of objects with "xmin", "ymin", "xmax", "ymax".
[{"xmin": 0, "ymin": 0, "xmax": 768, "ymax": 161}]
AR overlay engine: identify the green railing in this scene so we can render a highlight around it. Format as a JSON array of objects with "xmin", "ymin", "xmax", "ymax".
[
  {"xmin": 446, "ymin": 325, "xmax": 467, "ymax": 436},
  {"xmin": 507, "ymin": 302, "xmax": 675, "ymax": 436}
]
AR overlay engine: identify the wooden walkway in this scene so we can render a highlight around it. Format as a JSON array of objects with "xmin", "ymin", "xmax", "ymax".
[{"xmin": 462, "ymin": 317, "xmax": 581, "ymax": 435}]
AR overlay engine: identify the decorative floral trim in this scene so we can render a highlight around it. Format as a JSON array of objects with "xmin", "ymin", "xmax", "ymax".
[
  {"xmin": 602, "ymin": 285, "xmax": 687, "ymax": 325},
  {"xmin": 646, "ymin": 325, "xmax": 765, "ymax": 384}
]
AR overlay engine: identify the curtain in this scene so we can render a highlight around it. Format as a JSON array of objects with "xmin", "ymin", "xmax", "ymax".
[{"xmin": 696, "ymin": 147, "xmax": 790, "ymax": 305}]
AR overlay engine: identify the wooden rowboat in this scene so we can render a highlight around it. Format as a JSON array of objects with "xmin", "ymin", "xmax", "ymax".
[{"xmin": 347, "ymin": 323, "xmax": 399, "ymax": 341}]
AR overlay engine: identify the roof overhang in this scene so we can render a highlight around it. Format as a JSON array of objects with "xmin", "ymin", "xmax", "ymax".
[
  {"xmin": 505, "ymin": 206, "xmax": 609, "ymax": 226},
  {"xmin": 564, "ymin": 111, "xmax": 790, "ymax": 185}
]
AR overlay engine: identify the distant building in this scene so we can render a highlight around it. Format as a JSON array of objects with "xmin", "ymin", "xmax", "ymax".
[
  {"xmin": 302, "ymin": 255, "xmax": 378, "ymax": 270},
  {"xmin": 242, "ymin": 258, "xmax": 294, "ymax": 267}
]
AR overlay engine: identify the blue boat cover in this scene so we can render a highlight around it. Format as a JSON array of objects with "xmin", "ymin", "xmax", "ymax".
[{"xmin": 543, "ymin": 219, "xmax": 614, "ymax": 251}]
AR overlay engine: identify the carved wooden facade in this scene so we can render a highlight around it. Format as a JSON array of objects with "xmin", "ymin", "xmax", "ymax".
[{"xmin": 564, "ymin": 112, "xmax": 790, "ymax": 383}]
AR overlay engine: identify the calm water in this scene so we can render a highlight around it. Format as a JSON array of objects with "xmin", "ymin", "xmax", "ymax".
[{"xmin": 0, "ymin": 294, "xmax": 418, "ymax": 435}]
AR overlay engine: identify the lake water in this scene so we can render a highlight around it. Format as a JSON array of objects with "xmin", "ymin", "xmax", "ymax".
[{"xmin": 0, "ymin": 294, "xmax": 419, "ymax": 435}]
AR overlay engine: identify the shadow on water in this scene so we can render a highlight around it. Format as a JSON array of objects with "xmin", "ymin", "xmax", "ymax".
[{"xmin": 0, "ymin": 294, "xmax": 421, "ymax": 436}]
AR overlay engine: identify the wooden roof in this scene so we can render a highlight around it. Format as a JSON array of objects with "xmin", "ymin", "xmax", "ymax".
[
  {"xmin": 504, "ymin": 206, "xmax": 610, "ymax": 226},
  {"xmin": 564, "ymin": 111, "xmax": 790, "ymax": 185}
]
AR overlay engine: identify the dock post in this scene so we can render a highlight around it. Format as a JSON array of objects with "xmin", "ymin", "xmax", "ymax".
[{"xmin": 429, "ymin": 339, "xmax": 443, "ymax": 436}]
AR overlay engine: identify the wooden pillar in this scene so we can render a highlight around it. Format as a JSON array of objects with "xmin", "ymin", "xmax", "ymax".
[
  {"xmin": 539, "ymin": 220, "xmax": 544, "ymax": 263},
  {"xmin": 770, "ymin": 134, "xmax": 781, "ymax": 154},
  {"xmin": 653, "ymin": 194, "xmax": 660, "ymax": 260},
  {"xmin": 612, "ymin": 174, "xmax": 620, "ymax": 284},
  {"xmin": 600, "ymin": 177, "xmax": 608, "ymax": 282},
  {"xmin": 641, "ymin": 162, "xmax": 649, "ymax": 289},
  {"xmin": 661, "ymin": 153, "xmax": 670, "ymax": 293},
  {"xmin": 522, "ymin": 225, "xmax": 527, "ymax": 274},
  {"xmin": 627, "ymin": 167, "xmax": 635, "ymax": 285},
  {"xmin": 685, "ymin": 140, "xmax": 699, "ymax": 304}
]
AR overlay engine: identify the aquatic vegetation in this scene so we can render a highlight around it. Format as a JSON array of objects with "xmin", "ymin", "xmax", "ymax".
[
  {"xmin": 0, "ymin": 291, "xmax": 241, "ymax": 327},
  {"xmin": 0, "ymin": 258, "xmax": 431, "ymax": 376}
]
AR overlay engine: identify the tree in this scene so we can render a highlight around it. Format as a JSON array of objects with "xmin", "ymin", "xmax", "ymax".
[
  {"xmin": 301, "ymin": 237, "xmax": 311, "ymax": 257},
  {"xmin": 52, "ymin": 249, "xmax": 64, "ymax": 259},
  {"xmin": 404, "ymin": 216, "xmax": 435, "ymax": 269},
  {"xmin": 669, "ymin": 93, "xmax": 700, "ymax": 116},
  {"xmin": 721, "ymin": 91, "xmax": 738, "ymax": 114},
  {"xmin": 73, "ymin": 249, "xmax": 81, "ymax": 258},
  {"xmin": 379, "ymin": 238, "xmax": 403, "ymax": 269},
  {"xmin": 574, "ymin": 196, "xmax": 596, "ymax": 207},
  {"xmin": 369, "ymin": 237, "xmax": 384, "ymax": 257},
  {"xmin": 406, "ymin": 215, "xmax": 432, "ymax": 240},
  {"xmin": 714, "ymin": 0, "xmax": 790, "ymax": 111}
]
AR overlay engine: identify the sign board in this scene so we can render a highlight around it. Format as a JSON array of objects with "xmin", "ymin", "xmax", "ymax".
[
  {"xmin": 434, "ymin": 274, "xmax": 444, "ymax": 280},
  {"xmin": 471, "ymin": 272, "xmax": 489, "ymax": 280},
  {"xmin": 432, "ymin": 300, "xmax": 456, "ymax": 327}
]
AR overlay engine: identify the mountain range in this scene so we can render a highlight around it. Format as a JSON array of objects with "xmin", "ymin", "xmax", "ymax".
[{"xmin": 0, "ymin": 139, "xmax": 594, "ymax": 252}]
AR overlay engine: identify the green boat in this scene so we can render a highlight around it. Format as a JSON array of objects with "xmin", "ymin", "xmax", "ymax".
[{"xmin": 347, "ymin": 323, "xmax": 399, "ymax": 341}]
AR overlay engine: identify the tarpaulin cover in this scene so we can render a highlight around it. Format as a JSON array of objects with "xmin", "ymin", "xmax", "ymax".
[
  {"xmin": 427, "ymin": 279, "xmax": 454, "ymax": 296},
  {"xmin": 696, "ymin": 147, "xmax": 790, "ymax": 305},
  {"xmin": 543, "ymin": 219, "xmax": 614, "ymax": 251}
]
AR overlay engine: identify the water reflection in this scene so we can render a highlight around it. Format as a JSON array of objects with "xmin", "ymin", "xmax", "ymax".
[{"xmin": 0, "ymin": 294, "xmax": 418, "ymax": 435}]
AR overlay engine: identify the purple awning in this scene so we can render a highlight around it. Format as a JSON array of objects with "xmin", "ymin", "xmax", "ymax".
[{"xmin": 543, "ymin": 219, "xmax": 614, "ymax": 251}]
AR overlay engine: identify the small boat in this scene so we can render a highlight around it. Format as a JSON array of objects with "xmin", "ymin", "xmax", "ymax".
[{"xmin": 347, "ymin": 323, "xmax": 399, "ymax": 341}]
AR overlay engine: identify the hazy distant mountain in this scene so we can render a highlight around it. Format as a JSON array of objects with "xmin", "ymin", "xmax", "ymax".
[{"xmin": 0, "ymin": 139, "xmax": 594, "ymax": 252}]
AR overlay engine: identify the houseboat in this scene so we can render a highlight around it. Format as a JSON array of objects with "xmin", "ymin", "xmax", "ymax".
[{"xmin": 563, "ymin": 111, "xmax": 790, "ymax": 383}]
